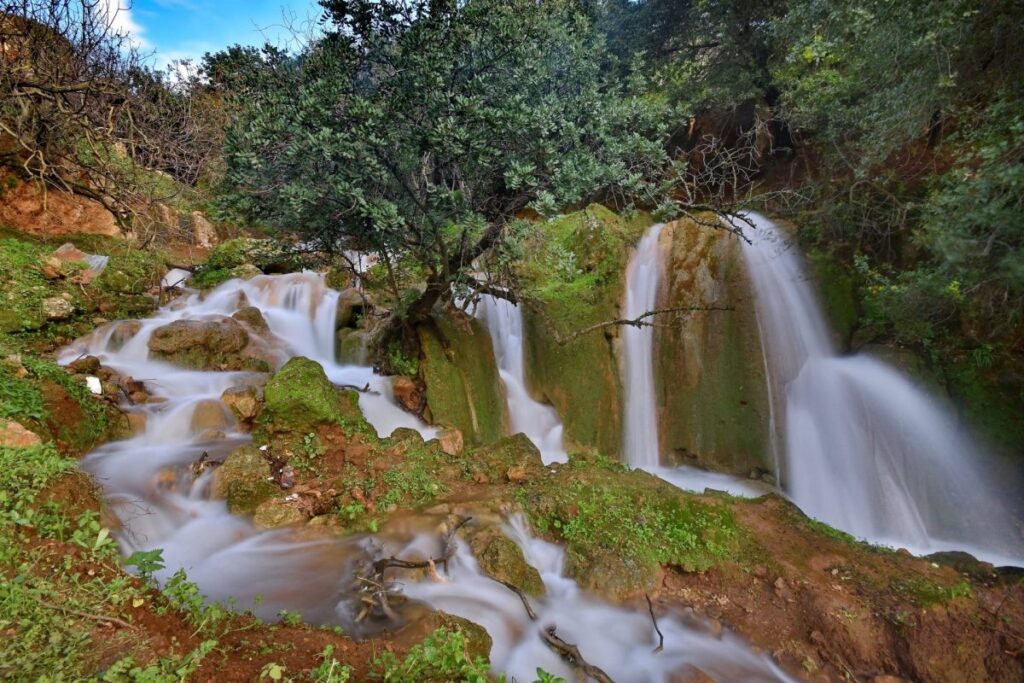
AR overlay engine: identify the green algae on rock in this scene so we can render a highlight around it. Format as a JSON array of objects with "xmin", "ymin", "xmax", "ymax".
[
  {"xmin": 417, "ymin": 312, "xmax": 506, "ymax": 445},
  {"xmin": 211, "ymin": 445, "xmax": 276, "ymax": 514}
]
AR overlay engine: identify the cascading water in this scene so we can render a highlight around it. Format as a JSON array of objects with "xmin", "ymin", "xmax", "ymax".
[
  {"xmin": 740, "ymin": 212, "xmax": 1024, "ymax": 564},
  {"xmin": 62, "ymin": 271, "xmax": 792, "ymax": 680},
  {"xmin": 621, "ymin": 224, "xmax": 665, "ymax": 468},
  {"xmin": 621, "ymin": 224, "xmax": 770, "ymax": 498},
  {"xmin": 477, "ymin": 295, "xmax": 568, "ymax": 464}
]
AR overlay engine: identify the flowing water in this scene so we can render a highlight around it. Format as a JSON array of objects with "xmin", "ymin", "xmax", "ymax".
[
  {"xmin": 620, "ymin": 224, "xmax": 770, "ymax": 498},
  {"xmin": 477, "ymin": 295, "xmax": 568, "ymax": 464},
  {"xmin": 621, "ymin": 223, "xmax": 665, "ymax": 468},
  {"xmin": 62, "ymin": 272, "xmax": 791, "ymax": 681},
  {"xmin": 740, "ymin": 212, "xmax": 1024, "ymax": 564}
]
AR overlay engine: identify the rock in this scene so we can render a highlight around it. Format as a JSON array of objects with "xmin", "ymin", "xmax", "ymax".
[
  {"xmin": 438, "ymin": 427, "xmax": 464, "ymax": 456},
  {"xmin": 469, "ymin": 527, "xmax": 545, "ymax": 595},
  {"xmin": 189, "ymin": 399, "xmax": 232, "ymax": 434},
  {"xmin": 231, "ymin": 306, "xmax": 269, "ymax": 333},
  {"xmin": 229, "ymin": 263, "xmax": 263, "ymax": 280},
  {"xmin": 262, "ymin": 357, "xmax": 357, "ymax": 433},
  {"xmin": 211, "ymin": 445, "xmax": 276, "ymax": 514},
  {"xmin": 926, "ymin": 550, "xmax": 995, "ymax": 579},
  {"xmin": 418, "ymin": 312, "xmax": 507, "ymax": 445},
  {"xmin": 335, "ymin": 287, "xmax": 370, "ymax": 328},
  {"xmin": 0, "ymin": 176, "xmax": 120, "ymax": 238},
  {"xmin": 871, "ymin": 677, "xmax": 910, "ymax": 683},
  {"xmin": 106, "ymin": 321, "xmax": 141, "ymax": 350},
  {"xmin": 148, "ymin": 318, "xmax": 271, "ymax": 372},
  {"xmin": 475, "ymin": 433, "xmax": 543, "ymax": 481},
  {"xmin": 67, "ymin": 355, "xmax": 101, "ymax": 374},
  {"xmin": 336, "ymin": 328, "xmax": 370, "ymax": 364},
  {"xmin": 505, "ymin": 466, "xmax": 528, "ymax": 482},
  {"xmin": 190, "ymin": 211, "xmax": 217, "ymax": 249},
  {"xmin": 40, "ymin": 263, "xmax": 61, "ymax": 279},
  {"xmin": 671, "ymin": 665, "xmax": 715, "ymax": 683},
  {"xmin": 125, "ymin": 412, "xmax": 147, "ymax": 435},
  {"xmin": 41, "ymin": 297, "xmax": 73, "ymax": 321},
  {"xmin": 392, "ymin": 376, "xmax": 425, "ymax": 414},
  {"xmin": 253, "ymin": 498, "xmax": 306, "ymax": 528},
  {"xmin": 0, "ymin": 420, "xmax": 42, "ymax": 448},
  {"xmin": 221, "ymin": 384, "xmax": 263, "ymax": 423}
]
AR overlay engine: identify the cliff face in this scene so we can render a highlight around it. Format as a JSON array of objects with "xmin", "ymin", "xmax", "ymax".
[{"xmin": 652, "ymin": 217, "xmax": 772, "ymax": 475}]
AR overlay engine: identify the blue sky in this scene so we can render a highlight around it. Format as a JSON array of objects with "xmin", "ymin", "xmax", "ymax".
[{"xmin": 106, "ymin": 1, "xmax": 323, "ymax": 70}]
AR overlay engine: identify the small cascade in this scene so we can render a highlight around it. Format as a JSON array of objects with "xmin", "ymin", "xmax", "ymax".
[
  {"xmin": 740, "ymin": 212, "xmax": 1024, "ymax": 564},
  {"xmin": 477, "ymin": 295, "xmax": 568, "ymax": 464},
  {"xmin": 60, "ymin": 271, "xmax": 792, "ymax": 679},
  {"xmin": 620, "ymin": 224, "xmax": 771, "ymax": 498},
  {"xmin": 621, "ymin": 223, "xmax": 665, "ymax": 468},
  {"xmin": 404, "ymin": 516, "xmax": 795, "ymax": 683}
]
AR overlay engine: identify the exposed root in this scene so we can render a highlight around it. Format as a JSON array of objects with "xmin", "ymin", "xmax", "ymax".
[{"xmin": 541, "ymin": 625, "xmax": 615, "ymax": 683}]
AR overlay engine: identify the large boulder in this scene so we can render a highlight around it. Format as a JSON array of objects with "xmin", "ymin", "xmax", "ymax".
[
  {"xmin": 147, "ymin": 318, "xmax": 273, "ymax": 372},
  {"xmin": 211, "ymin": 445, "xmax": 276, "ymax": 514},
  {"xmin": 418, "ymin": 312, "xmax": 506, "ymax": 445},
  {"xmin": 652, "ymin": 217, "xmax": 772, "ymax": 474},
  {"xmin": 261, "ymin": 357, "xmax": 355, "ymax": 433}
]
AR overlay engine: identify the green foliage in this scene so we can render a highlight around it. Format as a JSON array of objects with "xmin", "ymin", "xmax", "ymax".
[
  {"xmin": 891, "ymin": 575, "xmax": 973, "ymax": 608},
  {"xmin": 101, "ymin": 640, "xmax": 218, "ymax": 683},
  {"xmin": 372, "ymin": 627, "xmax": 491, "ymax": 683},
  {"xmin": 218, "ymin": 0, "xmax": 672, "ymax": 322},
  {"xmin": 386, "ymin": 343, "xmax": 419, "ymax": 377},
  {"xmin": 125, "ymin": 548, "xmax": 167, "ymax": 579},
  {"xmin": 310, "ymin": 646, "xmax": 353, "ymax": 683}
]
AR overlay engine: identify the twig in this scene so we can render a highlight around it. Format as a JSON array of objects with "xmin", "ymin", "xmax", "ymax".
[
  {"xmin": 487, "ymin": 576, "xmax": 538, "ymax": 621},
  {"xmin": 337, "ymin": 382, "xmax": 379, "ymax": 395},
  {"xmin": 33, "ymin": 597, "xmax": 137, "ymax": 631},
  {"xmin": 645, "ymin": 594, "xmax": 664, "ymax": 654},
  {"xmin": 372, "ymin": 516, "xmax": 471, "ymax": 576},
  {"xmin": 541, "ymin": 625, "xmax": 615, "ymax": 683}
]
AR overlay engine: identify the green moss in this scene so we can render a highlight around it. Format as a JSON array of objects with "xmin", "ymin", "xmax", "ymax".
[
  {"xmin": 470, "ymin": 528, "xmax": 545, "ymax": 596},
  {"xmin": 945, "ymin": 358, "xmax": 1024, "ymax": 460},
  {"xmin": 807, "ymin": 250, "xmax": 858, "ymax": 349},
  {"xmin": 212, "ymin": 445, "xmax": 277, "ymax": 514},
  {"xmin": 418, "ymin": 313, "xmax": 505, "ymax": 445},
  {"xmin": 518, "ymin": 465, "xmax": 737, "ymax": 598},
  {"xmin": 261, "ymin": 357, "xmax": 342, "ymax": 432},
  {"xmin": 891, "ymin": 575, "xmax": 973, "ymax": 607},
  {"xmin": 514, "ymin": 206, "xmax": 654, "ymax": 458}
]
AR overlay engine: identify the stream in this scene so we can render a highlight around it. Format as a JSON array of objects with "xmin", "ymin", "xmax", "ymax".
[{"xmin": 60, "ymin": 272, "xmax": 793, "ymax": 683}]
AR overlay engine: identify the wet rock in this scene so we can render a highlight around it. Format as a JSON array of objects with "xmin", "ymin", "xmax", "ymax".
[
  {"xmin": 221, "ymin": 384, "xmax": 263, "ymax": 423},
  {"xmin": 671, "ymin": 665, "xmax": 715, "ymax": 683},
  {"xmin": 474, "ymin": 433, "xmax": 543, "ymax": 482},
  {"xmin": 190, "ymin": 211, "xmax": 217, "ymax": 249},
  {"xmin": 392, "ymin": 376, "xmax": 425, "ymax": 414},
  {"xmin": 253, "ymin": 498, "xmax": 305, "ymax": 528},
  {"xmin": 190, "ymin": 399, "xmax": 232, "ymax": 434},
  {"xmin": 106, "ymin": 321, "xmax": 141, "ymax": 351},
  {"xmin": 125, "ymin": 411, "xmax": 147, "ymax": 436},
  {"xmin": 231, "ymin": 306, "xmax": 269, "ymax": 333},
  {"xmin": 418, "ymin": 311, "xmax": 506, "ymax": 445},
  {"xmin": 41, "ymin": 297, "xmax": 73, "ymax": 321},
  {"xmin": 469, "ymin": 527, "xmax": 545, "ymax": 596},
  {"xmin": 335, "ymin": 287, "xmax": 370, "ymax": 328},
  {"xmin": 871, "ymin": 676, "xmax": 910, "ymax": 683},
  {"xmin": 336, "ymin": 328, "xmax": 370, "ymax": 364},
  {"xmin": 926, "ymin": 550, "xmax": 996, "ymax": 579},
  {"xmin": 148, "ymin": 318, "xmax": 271, "ymax": 372},
  {"xmin": 437, "ymin": 427, "xmax": 464, "ymax": 456},
  {"xmin": 67, "ymin": 355, "xmax": 101, "ymax": 375},
  {"xmin": 0, "ymin": 420, "xmax": 42, "ymax": 448},
  {"xmin": 211, "ymin": 445, "xmax": 276, "ymax": 514},
  {"xmin": 262, "ymin": 357, "xmax": 343, "ymax": 432}
]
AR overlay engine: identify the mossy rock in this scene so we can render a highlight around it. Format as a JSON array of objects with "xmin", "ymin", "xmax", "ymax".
[
  {"xmin": 468, "ymin": 526, "xmax": 545, "ymax": 596},
  {"xmin": 253, "ymin": 497, "xmax": 306, "ymax": 528},
  {"xmin": 417, "ymin": 312, "xmax": 506, "ymax": 445},
  {"xmin": 517, "ymin": 205, "xmax": 654, "ymax": 457},
  {"xmin": 807, "ymin": 249, "xmax": 858, "ymax": 351},
  {"xmin": 472, "ymin": 433, "xmax": 543, "ymax": 481},
  {"xmin": 262, "ymin": 357, "xmax": 340, "ymax": 430},
  {"xmin": 653, "ymin": 218, "xmax": 772, "ymax": 474},
  {"xmin": 211, "ymin": 445, "xmax": 276, "ymax": 514},
  {"xmin": 519, "ymin": 464, "xmax": 738, "ymax": 600}
]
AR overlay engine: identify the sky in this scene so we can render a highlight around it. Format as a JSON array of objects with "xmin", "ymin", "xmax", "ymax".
[{"xmin": 104, "ymin": 0, "xmax": 324, "ymax": 71}]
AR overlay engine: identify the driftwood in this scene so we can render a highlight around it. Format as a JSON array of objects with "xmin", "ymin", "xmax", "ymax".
[
  {"xmin": 486, "ymin": 575, "xmax": 538, "ymax": 621},
  {"xmin": 541, "ymin": 626, "xmax": 616, "ymax": 683},
  {"xmin": 337, "ymin": 382, "xmax": 379, "ymax": 395},
  {"xmin": 372, "ymin": 515, "xmax": 471, "ymax": 577}
]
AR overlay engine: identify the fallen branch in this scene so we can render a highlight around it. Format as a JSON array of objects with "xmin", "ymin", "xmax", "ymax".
[
  {"xmin": 372, "ymin": 516, "xmax": 471, "ymax": 577},
  {"xmin": 645, "ymin": 594, "xmax": 665, "ymax": 654},
  {"xmin": 523, "ymin": 301, "xmax": 734, "ymax": 346},
  {"xmin": 337, "ymin": 382, "xmax": 379, "ymax": 395},
  {"xmin": 541, "ymin": 625, "xmax": 615, "ymax": 683},
  {"xmin": 33, "ymin": 596, "xmax": 138, "ymax": 631},
  {"xmin": 487, "ymin": 576, "xmax": 538, "ymax": 621}
]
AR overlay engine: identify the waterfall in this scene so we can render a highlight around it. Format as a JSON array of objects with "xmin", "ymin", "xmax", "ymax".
[
  {"xmin": 740, "ymin": 212, "xmax": 1024, "ymax": 564},
  {"xmin": 621, "ymin": 223, "xmax": 666, "ymax": 468},
  {"xmin": 477, "ymin": 295, "xmax": 568, "ymax": 464},
  {"xmin": 60, "ymin": 271, "xmax": 791, "ymax": 679}
]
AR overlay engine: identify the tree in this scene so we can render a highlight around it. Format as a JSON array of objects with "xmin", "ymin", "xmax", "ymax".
[{"xmin": 219, "ymin": 0, "xmax": 675, "ymax": 352}]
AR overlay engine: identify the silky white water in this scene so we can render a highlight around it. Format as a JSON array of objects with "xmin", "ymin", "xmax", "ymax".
[
  {"xmin": 477, "ymin": 295, "xmax": 568, "ymax": 464},
  {"xmin": 740, "ymin": 212, "xmax": 1024, "ymax": 564},
  {"xmin": 621, "ymin": 223, "xmax": 665, "ymax": 468},
  {"xmin": 62, "ymin": 272, "xmax": 790, "ymax": 680}
]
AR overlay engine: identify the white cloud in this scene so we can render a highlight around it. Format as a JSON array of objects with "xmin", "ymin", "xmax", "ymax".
[{"xmin": 100, "ymin": 0, "xmax": 149, "ymax": 49}]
